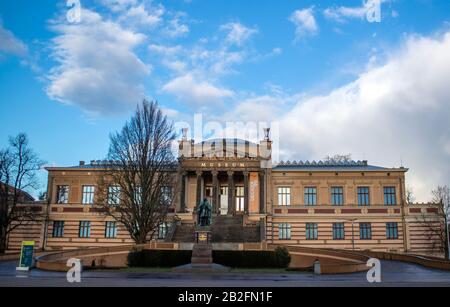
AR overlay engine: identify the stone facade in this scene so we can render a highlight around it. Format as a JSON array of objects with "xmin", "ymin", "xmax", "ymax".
[{"xmin": 5, "ymin": 132, "xmax": 445, "ymax": 256}]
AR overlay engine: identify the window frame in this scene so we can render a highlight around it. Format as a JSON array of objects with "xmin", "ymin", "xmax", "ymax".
[
  {"xmin": 359, "ymin": 223, "xmax": 372, "ymax": 240},
  {"xmin": 332, "ymin": 223, "xmax": 345, "ymax": 240},
  {"xmin": 306, "ymin": 223, "xmax": 318, "ymax": 240},
  {"xmin": 278, "ymin": 223, "xmax": 291, "ymax": 240},
  {"xmin": 78, "ymin": 221, "xmax": 91, "ymax": 238},
  {"xmin": 384, "ymin": 187, "xmax": 397, "ymax": 206},
  {"xmin": 52, "ymin": 221, "xmax": 65, "ymax": 238},
  {"xmin": 386, "ymin": 222, "xmax": 399, "ymax": 240},
  {"xmin": 107, "ymin": 185, "xmax": 121, "ymax": 206},
  {"xmin": 331, "ymin": 187, "xmax": 344, "ymax": 206},
  {"xmin": 56, "ymin": 185, "xmax": 69, "ymax": 204},
  {"xmin": 81, "ymin": 185, "xmax": 95, "ymax": 205},
  {"xmin": 304, "ymin": 187, "xmax": 317, "ymax": 206},
  {"xmin": 105, "ymin": 221, "xmax": 117, "ymax": 238},
  {"xmin": 277, "ymin": 187, "xmax": 291, "ymax": 206},
  {"xmin": 357, "ymin": 187, "xmax": 370, "ymax": 206}
]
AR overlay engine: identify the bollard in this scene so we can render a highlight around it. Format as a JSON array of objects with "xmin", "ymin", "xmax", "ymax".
[{"xmin": 313, "ymin": 260, "xmax": 321, "ymax": 275}]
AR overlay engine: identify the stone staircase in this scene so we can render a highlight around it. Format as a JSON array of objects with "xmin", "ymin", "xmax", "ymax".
[
  {"xmin": 211, "ymin": 215, "xmax": 260, "ymax": 243},
  {"xmin": 171, "ymin": 224, "xmax": 195, "ymax": 243},
  {"xmin": 170, "ymin": 216, "xmax": 261, "ymax": 243}
]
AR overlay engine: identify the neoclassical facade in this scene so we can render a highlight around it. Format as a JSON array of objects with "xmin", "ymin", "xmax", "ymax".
[{"xmin": 6, "ymin": 130, "xmax": 444, "ymax": 256}]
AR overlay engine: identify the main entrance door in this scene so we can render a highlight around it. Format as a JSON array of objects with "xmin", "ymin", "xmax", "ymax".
[{"xmin": 220, "ymin": 186, "xmax": 228, "ymax": 215}]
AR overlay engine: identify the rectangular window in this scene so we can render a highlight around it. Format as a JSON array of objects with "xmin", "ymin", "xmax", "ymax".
[
  {"xmin": 82, "ymin": 186, "xmax": 95, "ymax": 205},
  {"xmin": 161, "ymin": 186, "xmax": 173, "ymax": 205},
  {"xmin": 384, "ymin": 187, "xmax": 397, "ymax": 206},
  {"xmin": 134, "ymin": 186, "xmax": 142, "ymax": 205},
  {"xmin": 331, "ymin": 187, "xmax": 344, "ymax": 206},
  {"xmin": 332, "ymin": 223, "xmax": 345, "ymax": 240},
  {"xmin": 236, "ymin": 186, "xmax": 245, "ymax": 212},
  {"xmin": 107, "ymin": 186, "xmax": 121, "ymax": 206},
  {"xmin": 277, "ymin": 187, "xmax": 291, "ymax": 206},
  {"xmin": 158, "ymin": 222, "xmax": 169, "ymax": 240},
  {"xmin": 56, "ymin": 185, "xmax": 69, "ymax": 204},
  {"xmin": 105, "ymin": 221, "xmax": 117, "ymax": 238},
  {"xmin": 278, "ymin": 223, "xmax": 291, "ymax": 240},
  {"xmin": 359, "ymin": 223, "xmax": 372, "ymax": 240},
  {"xmin": 304, "ymin": 187, "xmax": 317, "ymax": 206},
  {"xmin": 386, "ymin": 222, "xmax": 398, "ymax": 240},
  {"xmin": 78, "ymin": 221, "xmax": 91, "ymax": 238},
  {"xmin": 52, "ymin": 221, "xmax": 64, "ymax": 238},
  {"xmin": 357, "ymin": 187, "xmax": 370, "ymax": 206},
  {"xmin": 306, "ymin": 223, "xmax": 318, "ymax": 240}
]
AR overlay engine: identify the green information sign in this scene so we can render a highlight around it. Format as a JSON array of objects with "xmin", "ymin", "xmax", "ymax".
[{"xmin": 18, "ymin": 241, "xmax": 35, "ymax": 269}]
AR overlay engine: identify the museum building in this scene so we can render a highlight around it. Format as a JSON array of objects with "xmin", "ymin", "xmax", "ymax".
[{"xmin": 7, "ymin": 129, "xmax": 444, "ymax": 256}]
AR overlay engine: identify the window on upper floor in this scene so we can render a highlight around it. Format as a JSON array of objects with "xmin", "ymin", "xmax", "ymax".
[
  {"xmin": 278, "ymin": 223, "xmax": 291, "ymax": 240},
  {"xmin": 386, "ymin": 222, "xmax": 398, "ymax": 240},
  {"xmin": 277, "ymin": 187, "xmax": 291, "ymax": 206},
  {"xmin": 161, "ymin": 186, "xmax": 173, "ymax": 205},
  {"xmin": 158, "ymin": 222, "xmax": 170, "ymax": 240},
  {"xmin": 306, "ymin": 223, "xmax": 318, "ymax": 240},
  {"xmin": 304, "ymin": 187, "xmax": 317, "ymax": 206},
  {"xmin": 82, "ymin": 185, "xmax": 95, "ymax": 205},
  {"xmin": 384, "ymin": 187, "xmax": 397, "ymax": 206},
  {"xmin": 107, "ymin": 186, "xmax": 121, "ymax": 206},
  {"xmin": 52, "ymin": 221, "xmax": 64, "ymax": 238},
  {"xmin": 332, "ymin": 223, "xmax": 345, "ymax": 240},
  {"xmin": 359, "ymin": 223, "xmax": 372, "ymax": 240},
  {"xmin": 357, "ymin": 187, "xmax": 370, "ymax": 206},
  {"xmin": 56, "ymin": 185, "xmax": 69, "ymax": 204},
  {"xmin": 331, "ymin": 187, "xmax": 344, "ymax": 206}
]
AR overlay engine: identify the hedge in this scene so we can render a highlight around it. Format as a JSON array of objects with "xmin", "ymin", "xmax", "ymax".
[
  {"xmin": 128, "ymin": 250, "xmax": 192, "ymax": 267},
  {"xmin": 212, "ymin": 247, "xmax": 291, "ymax": 268}
]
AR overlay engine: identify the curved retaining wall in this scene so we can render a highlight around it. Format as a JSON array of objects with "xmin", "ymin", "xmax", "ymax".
[
  {"xmin": 362, "ymin": 250, "xmax": 450, "ymax": 271},
  {"xmin": 277, "ymin": 245, "xmax": 370, "ymax": 274}
]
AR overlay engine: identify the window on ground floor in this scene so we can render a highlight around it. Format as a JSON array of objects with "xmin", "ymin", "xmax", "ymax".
[
  {"xmin": 332, "ymin": 223, "xmax": 345, "ymax": 240},
  {"xmin": 52, "ymin": 221, "xmax": 64, "ymax": 238},
  {"xmin": 78, "ymin": 221, "xmax": 91, "ymax": 238},
  {"xmin": 306, "ymin": 223, "xmax": 318, "ymax": 240},
  {"xmin": 236, "ymin": 186, "xmax": 244, "ymax": 212},
  {"xmin": 158, "ymin": 222, "xmax": 170, "ymax": 240},
  {"xmin": 386, "ymin": 222, "xmax": 398, "ymax": 240},
  {"xmin": 359, "ymin": 223, "xmax": 372, "ymax": 240},
  {"xmin": 278, "ymin": 223, "xmax": 291, "ymax": 240},
  {"xmin": 105, "ymin": 221, "xmax": 117, "ymax": 238}
]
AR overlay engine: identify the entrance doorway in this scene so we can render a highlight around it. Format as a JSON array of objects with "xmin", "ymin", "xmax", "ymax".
[{"xmin": 220, "ymin": 186, "xmax": 228, "ymax": 215}]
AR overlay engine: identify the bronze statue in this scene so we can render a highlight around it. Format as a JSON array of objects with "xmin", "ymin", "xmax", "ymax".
[{"xmin": 197, "ymin": 198, "xmax": 212, "ymax": 227}]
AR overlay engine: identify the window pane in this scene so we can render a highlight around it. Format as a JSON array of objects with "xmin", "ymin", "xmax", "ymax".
[
  {"xmin": 333, "ymin": 223, "xmax": 345, "ymax": 240},
  {"xmin": 108, "ymin": 186, "xmax": 121, "ymax": 205},
  {"xmin": 359, "ymin": 223, "xmax": 372, "ymax": 240},
  {"xmin": 82, "ymin": 186, "xmax": 95, "ymax": 204},
  {"xmin": 331, "ymin": 187, "xmax": 344, "ymax": 206},
  {"xmin": 304, "ymin": 187, "xmax": 317, "ymax": 206},
  {"xmin": 384, "ymin": 187, "xmax": 396, "ymax": 206},
  {"xmin": 57, "ymin": 186, "xmax": 69, "ymax": 204},
  {"xmin": 358, "ymin": 187, "xmax": 370, "ymax": 206}
]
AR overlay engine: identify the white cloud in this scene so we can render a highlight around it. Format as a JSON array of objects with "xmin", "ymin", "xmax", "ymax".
[
  {"xmin": 46, "ymin": 9, "xmax": 150, "ymax": 115},
  {"xmin": 225, "ymin": 31, "xmax": 450, "ymax": 201},
  {"xmin": 162, "ymin": 73, "xmax": 233, "ymax": 105},
  {"xmin": 289, "ymin": 7, "xmax": 319, "ymax": 40},
  {"xmin": 324, "ymin": 0, "xmax": 390, "ymax": 23},
  {"xmin": 0, "ymin": 22, "xmax": 28, "ymax": 57},
  {"xmin": 119, "ymin": 4, "xmax": 164, "ymax": 27},
  {"xmin": 163, "ymin": 13, "xmax": 189, "ymax": 38},
  {"xmin": 220, "ymin": 22, "xmax": 258, "ymax": 46}
]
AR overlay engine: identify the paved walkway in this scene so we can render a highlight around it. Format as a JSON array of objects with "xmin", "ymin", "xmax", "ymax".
[{"xmin": 2, "ymin": 260, "xmax": 450, "ymax": 287}]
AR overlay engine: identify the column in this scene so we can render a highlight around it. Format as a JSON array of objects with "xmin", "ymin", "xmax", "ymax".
[
  {"xmin": 212, "ymin": 170, "xmax": 219, "ymax": 214},
  {"xmin": 179, "ymin": 171, "xmax": 187, "ymax": 213},
  {"xmin": 259, "ymin": 171, "xmax": 265, "ymax": 214},
  {"xmin": 196, "ymin": 171, "xmax": 202, "ymax": 207},
  {"xmin": 227, "ymin": 171, "xmax": 235, "ymax": 215},
  {"xmin": 243, "ymin": 171, "xmax": 249, "ymax": 214}
]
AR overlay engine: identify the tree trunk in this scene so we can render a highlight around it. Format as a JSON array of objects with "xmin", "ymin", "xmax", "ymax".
[{"xmin": 0, "ymin": 225, "xmax": 8, "ymax": 254}]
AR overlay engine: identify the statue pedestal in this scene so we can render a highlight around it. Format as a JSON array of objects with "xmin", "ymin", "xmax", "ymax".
[{"xmin": 195, "ymin": 228, "xmax": 211, "ymax": 245}]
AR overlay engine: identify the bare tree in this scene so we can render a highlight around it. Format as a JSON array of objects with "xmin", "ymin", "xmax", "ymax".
[
  {"xmin": 0, "ymin": 134, "xmax": 45, "ymax": 253},
  {"xmin": 406, "ymin": 186, "xmax": 415, "ymax": 205},
  {"xmin": 417, "ymin": 186, "xmax": 450, "ymax": 258},
  {"xmin": 324, "ymin": 154, "xmax": 352, "ymax": 164},
  {"xmin": 95, "ymin": 101, "xmax": 177, "ymax": 244}
]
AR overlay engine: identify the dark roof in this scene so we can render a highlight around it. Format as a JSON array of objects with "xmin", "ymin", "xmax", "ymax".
[{"xmin": 273, "ymin": 160, "xmax": 407, "ymax": 172}]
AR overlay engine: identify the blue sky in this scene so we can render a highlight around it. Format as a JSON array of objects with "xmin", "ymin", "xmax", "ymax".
[{"xmin": 0, "ymin": 0, "xmax": 450, "ymax": 200}]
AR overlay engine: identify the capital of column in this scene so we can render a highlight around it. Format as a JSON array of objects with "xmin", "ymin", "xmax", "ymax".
[
  {"xmin": 196, "ymin": 170, "xmax": 203, "ymax": 177},
  {"xmin": 227, "ymin": 170, "xmax": 234, "ymax": 177},
  {"xmin": 243, "ymin": 171, "xmax": 250, "ymax": 177},
  {"xmin": 212, "ymin": 170, "xmax": 219, "ymax": 177}
]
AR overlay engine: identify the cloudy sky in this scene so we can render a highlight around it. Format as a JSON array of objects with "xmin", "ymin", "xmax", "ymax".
[{"xmin": 0, "ymin": 0, "xmax": 449, "ymax": 201}]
